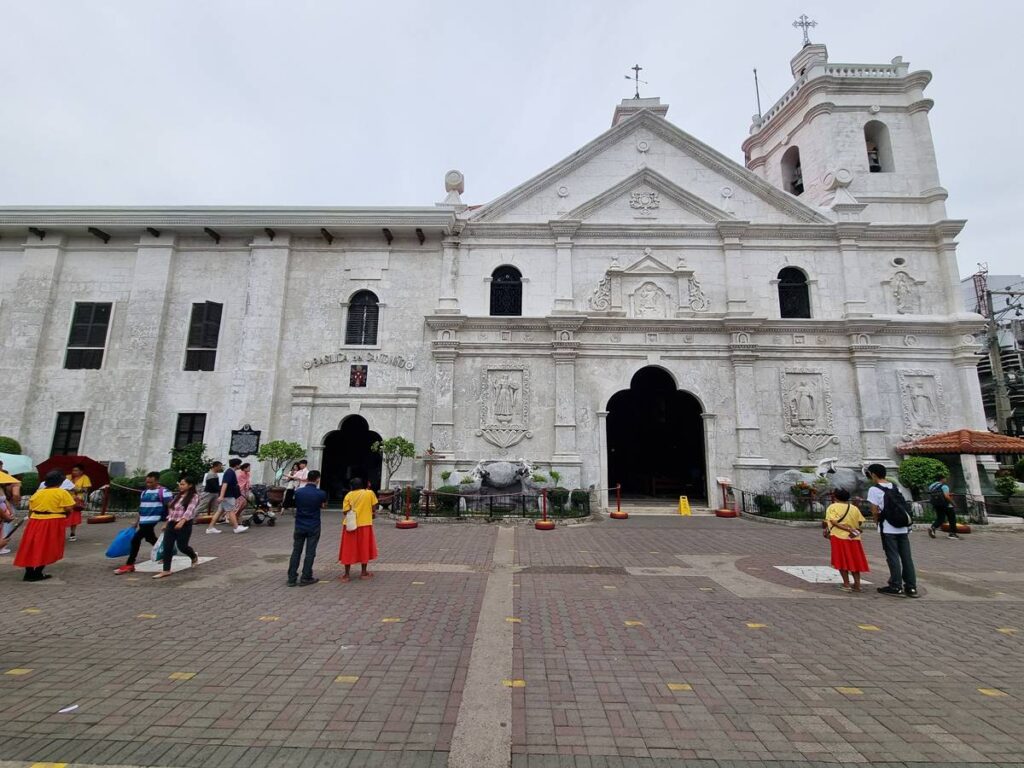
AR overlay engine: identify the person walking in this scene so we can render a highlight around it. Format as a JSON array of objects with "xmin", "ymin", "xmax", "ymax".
[
  {"xmin": 282, "ymin": 462, "xmax": 301, "ymax": 510},
  {"xmin": 824, "ymin": 488, "xmax": 869, "ymax": 592},
  {"xmin": 112, "ymin": 472, "xmax": 171, "ymax": 575},
  {"xmin": 338, "ymin": 477, "xmax": 379, "ymax": 582},
  {"xmin": 235, "ymin": 462, "xmax": 252, "ymax": 520},
  {"xmin": 14, "ymin": 470, "xmax": 75, "ymax": 581},
  {"xmin": 208, "ymin": 459, "xmax": 247, "ymax": 534},
  {"xmin": 201, "ymin": 461, "xmax": 223, "ymax": 532},
  {"xmin": 153, "ymin": 477, "xmax": 200, "ymax": 579},
  {"xmin": 866, "ymin": 463, "xmax": 919, "ymax": 598},
  {"xmin": 288, "ymin": 469, "xmax": 326, "ymax": 587},
  {"xmin": 927, "ymin": 472, "xmax": 960, "ymax": 539},
  {"xmin": 65, "ymin": 464, "xmax": 92, "ymax": 542}
]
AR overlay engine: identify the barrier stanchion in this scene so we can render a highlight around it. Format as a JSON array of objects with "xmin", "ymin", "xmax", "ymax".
[
  {"xmin": 715, "ymin": 478, "xmax": 738, "ymax": 518},
  {"xmin": 396, "ymin": 485, "xmax": 418, "ymax": 529},
  {"xmin": 535, "ymin": 488, "xmax": 555, "ymax": 530},
  {"xmin": 87, "ymin": 486, "xmax": 115, "ymax": 524},
  {"xmin": 609, "ymin": 483, "xmax": 628, "ymax": 519}
]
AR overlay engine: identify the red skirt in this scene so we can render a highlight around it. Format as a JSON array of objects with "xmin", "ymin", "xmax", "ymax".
[
  {"xmin": 339, "ymin": 525, "xmax": 378, "ymax": 566},
  {"xmin": 65, "ymin": 506, "xmax": 83, "ymax": 527},
  {"xmin": 830, "ymin": 536, "xmax": 869, "ymax": 573},
  {"xmin": 14, "ymin": 517, "xmax": 67, "ymax": 568}
]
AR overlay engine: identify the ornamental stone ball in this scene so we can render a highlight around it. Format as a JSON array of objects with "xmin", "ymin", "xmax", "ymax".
[{"xmin": 444, "ymin": 170, "xmax": 465, "ymax": 194}]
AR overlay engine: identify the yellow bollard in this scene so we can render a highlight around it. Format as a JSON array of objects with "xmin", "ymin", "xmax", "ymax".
[{"xmin": 678, "ymin": 496, "xmax": 691, "ymax": 516}]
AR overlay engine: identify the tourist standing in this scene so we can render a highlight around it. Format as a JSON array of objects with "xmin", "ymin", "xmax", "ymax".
[
  {"xmin": 216, "ymin": 459, "xmax": 248, "ymax": 534},
  {"xmin": 866, "ymin": 463, "xmax": 919, "ymax": 598},
  {"xmin": 65, "ymin": 464, "xmax": 92, "ymax": 542},
  {"xmin": 153, "ymin": 477, "xmax": 200, "ymax": 579},
  {"xmin": 201, "ymin": 461, "xmax": 223, "ymax": 532},
  {"xmin": 928, "ymin": 472, "xmax": 960, "ymax": 539},
  {"xmin": 288, "ymin": 469, "xmax": 326, "ymax": 586},
  {"xmin": 0, "ymin": 470, "xmax": 22, "ymax": 556},
  {"xmin": 824, "ymin": 488, "xmax": 869, "ymax": 592},
  {"xmin": 338, "ymin": 477, "xmax": 379, "ymax": 582},
  {"xmin": 282, "ymin": 462, "xmax": 301, "ymax": 509},
  {"xmin": 112, "ymin": 472, "xmax": 171, "ymax": 575},
  {"xmin": 14, "ymin": 470, "xmax": 75, "ymax": 581},
  {"xmin": 287, "ymin": 460, "xmax": 310, "ymax": 489}
]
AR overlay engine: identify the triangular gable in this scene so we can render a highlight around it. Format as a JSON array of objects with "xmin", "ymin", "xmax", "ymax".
[
  {"xmin": 471, "ymin": 110, "xmax": 831, "ymax": 225},
  {"xmin": 622, "ymin": 251, "xmax": 674, "ymax": 274},
  {"xmin": 562, "ymin": 168, "xmax": 732, "ymax": 224}
]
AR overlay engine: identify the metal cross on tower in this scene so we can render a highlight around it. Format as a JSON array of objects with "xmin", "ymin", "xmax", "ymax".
[
  {"xmin": 792, "ymin": 14, "xmax": 817, "ymax": 46},
  {"xmin": 625, "ymin": 64, "xmax": 647, "ymax": 99}
]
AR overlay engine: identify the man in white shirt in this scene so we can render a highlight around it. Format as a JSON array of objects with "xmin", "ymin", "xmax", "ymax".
[
  {"xmin": 287, "ymin": 460, "xmax": 310, "ymax": 489},
  {"xmin": 866, "ymin": 463, "xmax": 919, "ymax": 598}
]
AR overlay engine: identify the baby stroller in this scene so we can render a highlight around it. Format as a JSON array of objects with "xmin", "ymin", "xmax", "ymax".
[{"xmin": 238, "ymin": 484, "xmax": 277, "ymax": 527}]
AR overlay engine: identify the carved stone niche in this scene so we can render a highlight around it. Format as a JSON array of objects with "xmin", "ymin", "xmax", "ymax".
[
  {"xmin": 897, "ymin": 369, "xmax": 945, "ymax": 440},
  {"xmin": 587, "ymin": 247, "xmax": 711, "ymax": 317},
  {"xmin": 779, "ymin": 367, "xmax": 840, "ymax": 459},
  {"xmin": 881, "ymin": 270, "xmax": 926, "ymax": 315}
]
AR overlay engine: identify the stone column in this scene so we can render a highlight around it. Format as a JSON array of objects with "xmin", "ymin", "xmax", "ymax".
[
  {"xmin": 849, "ymin": 338, "xmax": 888, "ymax": 462},
  {"xmin": 596, "ymin": 410, "xmax": 609, "ymax": 511},
  {"xmin": 835, "ymin": 223, "xmax": 869, "ymax": 317},
  {"xmin": 0, "ymin": 233, "xmax": 66, "ymax": 448},
  {"xmin": 437, "ymin": 235, "xmax": 461, "ymax": 314},
  {"xmin": 953, "ymin": 336, "xmax": 988, "ymax": 430},
  {"xmin": 550, "ymin": 221, "xmax": 579, "ymax": 313},
  {"xmin": 728, "ymin": 338, "xmax": 770, "ymax": 487},
  {"xmin": 430, "ymin": 341, "xmax": 458, "ymax": 459},
  {"xmin": 551, "ymin": 343, "xmax": 581, "ymax": 484},
  {"xmin": 935, "ymin": 223, "xmax": 966, "ymax": 315},
  {"xmin": 701, "ymin": 413, "xmax": 718, "ymax": 503},
  {"xmin": 227, "ymin": 234, "xmax": 292, "ymax": 458},
  {"xmin": 717, "ymin": 222, "xmax": 750, "ymax": 316},
  {"xmin": 395, "ymin": 385, "xmax": 421, "ymax": 483},
  {"xmin": 290, "ymin": 385, "xmax": 317, "ymax": 453}
]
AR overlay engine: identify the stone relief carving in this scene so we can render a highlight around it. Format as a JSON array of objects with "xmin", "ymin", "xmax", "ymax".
[
  {"xmin": 779, "ymin": 368, "xmax": 839, "ymax": 459},
  {"xmin": 588, "ymin": 274, "xmax": 611, "ymax": 311},
  {"xmin": 629, "ymin": 190, "xmax": 660, "ymax": 215},
  {"xmin": 476, "ymin": 364, "xmax": 533, "ymax": 449},
  {"xmin": 687, "ymin": 276, "xmax": 710, "ymax": 312},
  {"xmin": 891, "ymin": 271, "xmax": 921, "ymax": 314},
  {"xmin": 630, "ymin": 281, "xmax": 668, "ymax": 318},
  {"xmin": 434, "ymin": 365, "xmax": 453, "ymax": 399},
  {"xmin": 897, "ymin": 370, "xmax": 945, "ymax": 440}
]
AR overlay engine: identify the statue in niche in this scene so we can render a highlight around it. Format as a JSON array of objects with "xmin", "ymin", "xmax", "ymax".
[
  {"xmin": 492, "ymin": 375, "xmax": 519, "ymax": 423},
  {"xmin": 910, "ymin": 382, "xmax": 935, "ymax": 427},
  {"xmin": 634, "ymin": 282, "xmax": 665, "ymax": 318},
  {"xmin": 893, "ymin": 272, "xmax": 916, "ymax": 314},
  {"xmin": 789, "ymin": 381, "xmax": 817, "ymax": 429}
]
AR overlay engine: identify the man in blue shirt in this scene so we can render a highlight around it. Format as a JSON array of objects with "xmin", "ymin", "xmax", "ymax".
[
  {"xmin": 927, "ymin": 472, "xmax": 960, "ymax": 539},
  {"xmin": 289, "ymin": 470, "xmax": 327, "ymax": 586}
]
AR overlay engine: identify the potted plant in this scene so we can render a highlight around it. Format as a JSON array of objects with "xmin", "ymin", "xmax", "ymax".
[
  {"xmin": 256, "ymin": 440, "xmax": 306, "ymax": 508},
  {"xmin": 371, "ymin": 436, "xmax": 416, "ymax": 489}
]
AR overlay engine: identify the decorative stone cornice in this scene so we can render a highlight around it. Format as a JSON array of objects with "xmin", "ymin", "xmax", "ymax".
[
  {"xmin": 907, "ymin": 98, "xmax": 935, "ymax": 115},
  {"xmin": 548, "ymin": 220, "xmax": 581, "ymax": 238}
]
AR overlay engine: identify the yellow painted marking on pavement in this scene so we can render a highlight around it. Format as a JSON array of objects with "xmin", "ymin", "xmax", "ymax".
[
  {"xmin": 746, "ymin": 623, "xmax": 767, "ymax": 629},
  {"xmin": 667, "ymin": 683, "xmax": 693, "ymax": 692},
  {"xmin": 22, "ymin": 608, "xmax": 41, "ymax": 614},
  {"xmin": 649, "ymin": 551, "xmax": 660, "ymax": 554},
  {"xmin": 836, "ymin": 686, "xmax": 863, "ymax": 695},
  {"xmin": 587, "ymin": 565, "xmax": 599, "ymax": 568},
  {"xmin": 137, "ymin": 613, "xmax": 158, "ymax": 619},
  {"xmin": 505, "ymin": 617, "xmax": 522, "ymax": 623},
  {"xmin": 258, "ymin": 616, "xmax": 280, "ymax": 622},
  {"xmin": 996, "ymin": 628, "xmax": 1018, "ymax": 635},
  {"xmin": 411, "ymin": 581, "xmax": 425, "ymax": 585},
  {"xmin": 603, "ymin": 585, "xmax": 617, "ymax": 590},
  {"xmin": 699, "ymin": 587, "xmax": 714, "ymax": 592},
  {"xmin": 502, "ymin": 679, "xmax": 526, "ymax": 688},
  {"xmin": 858, "ymin": 624, "xmax": 881, "ymax": 631},
  {"xmin": 334, "ymin": 675, "xmax": 359, "ymax": 683},
  {"xmin": 381, "ymin": 617, "xmax": 402, "ymax": 623},
  {"xmin": 5, "ymin": 668, "xmax": 32, "ymax": 676},
  {"xmin": 168, "ymin": 672, "xmax": 196, "ymax": 681},
  {"xmin": 30, "ymin": 763, "xmax": 68, "ymax": 768},
  {"xmin": 978, "ymin": 688, "xmax": 1008, "ymax": 697},
  {"xmin": 624, "ymin": 620, "xmax": 644, "ymax": 627}
]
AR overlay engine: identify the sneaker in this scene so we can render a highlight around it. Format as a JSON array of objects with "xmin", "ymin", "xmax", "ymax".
[
  {"xmin": 877, "ymin": 586, "xmax": 905, "ymax": 597},
  {"xmin": 205, "ymin": 527, "xmax": 222, "ymax": 534},
  {"xmin": 928, "ymin": 527, "xmax": 936, "ymax": 539},
  {"xmin": 233, "ymin": 525, "xmax": 249, "ymax": 534},
  {"xmin": 948, "ymin": 533, "xmax": 960, "ymax": 539},
  {"xmin": 905, "ymin": 588, "xmax": 921, "ymax": 598},
  {"xmin": 68, "ymin": 535, "xmax": 77, "ymax": 542},
  {"xmin": 287, "ymin": 580, "xmax": 297, "ymax": 587},
  {"xmin": 0, "ymin": 547, "xmax": 11, "ymax": 555},
  {"xmin": 299, "ymin": 577, "xmax": 319, "ymax": 586},
  {"xmin": 114, "ymin": 564, "xmax": 135, "ymax": 575}
]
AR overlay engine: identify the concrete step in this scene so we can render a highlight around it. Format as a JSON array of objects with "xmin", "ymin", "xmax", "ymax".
[{"xmin": 622, "ymin": 505, "xmax": 716, "ymax": 516}]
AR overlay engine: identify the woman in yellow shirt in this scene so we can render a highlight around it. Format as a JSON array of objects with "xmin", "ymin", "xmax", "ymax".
[
  {"xmin": 824, "ymin": 488, "xmax": 870, "ymax": 592},
  {"xmin": 65, "ymin": 464, "xmax": 92, "ymax": 541},
  {"xmin": 338, "ymin": 477, "xmax": 379, "ymax": 582},
  {"xmin": 14, "ymin": 470, "xmax": 76, "ymax": 581}
]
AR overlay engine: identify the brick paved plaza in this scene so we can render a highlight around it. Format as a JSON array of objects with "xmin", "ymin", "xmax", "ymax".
[{"xmin": 2, "ymin": 513, "xmax": 1023, "ymax": 768}]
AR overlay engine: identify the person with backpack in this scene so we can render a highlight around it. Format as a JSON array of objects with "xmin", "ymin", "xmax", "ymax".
[
  {"xmin": 111, "ymin": 471, "xmax": 171, "ymax": 575},
  {"xmin": 865, "ymin": 463, "xmax": 919, "ymax": 598},
  {"xmin": 927, "ymin": 472, "xmax": 959, "ymax": 539}
]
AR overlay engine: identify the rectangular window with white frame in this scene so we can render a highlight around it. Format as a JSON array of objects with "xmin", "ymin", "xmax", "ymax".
[
  {"xmin": 184, "ymin": 302, "xmax": 223, "ymax": 371},
  {"xmin": 174, "ymin": 413, "xmax": 207, "ymax": 449},
  {"xmin": 64, "ymin": 302, "xmax": 112, "ymax": 369}
]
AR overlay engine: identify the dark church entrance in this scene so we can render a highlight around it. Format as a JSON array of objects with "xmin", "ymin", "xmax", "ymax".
[
  {"xmin": 321, "ymin": 415, "xmax": 382, "ymax": 501},
  {"xmin": 606, "ymin": 367, "xmax": 707, "ymax": 501}
]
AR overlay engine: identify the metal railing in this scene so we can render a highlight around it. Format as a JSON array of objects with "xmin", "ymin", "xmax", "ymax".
[
  {"xmin": 733, "ymin": 488, "xmax": 991, "ymax": 525},
  {"xmin": 416, "ymin": 488, "xmax": 591, "ymax": 520}
]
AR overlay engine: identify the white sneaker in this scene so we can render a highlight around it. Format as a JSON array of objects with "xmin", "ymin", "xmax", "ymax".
[
  {"xmin": 205, "ymin": 527, "xmax": 222, "ymax": 534},
  {"xmin": 0, "ymin": 547, "xmax": 11, "ymax": 555},
  {"xmin": 233, "ymin": 525, "xmax": 249, "ymax": 533}
]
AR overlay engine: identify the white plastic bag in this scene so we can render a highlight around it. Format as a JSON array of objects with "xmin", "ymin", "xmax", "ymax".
[{"xmin": 344, "ymin": 510, "xmax": 357, "ymax": 532}]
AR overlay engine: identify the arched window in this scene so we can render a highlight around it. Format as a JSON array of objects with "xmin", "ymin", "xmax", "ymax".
[
  {"xmin": 778, "ymin": 267, "xmax": 811, "ymax": 319},
  {"xmin": 780, "ymin": 146, "xmax": 804, "ymax": 196},
  {"xmin": 864, "ymin": 120, "xmax": 893, "ymax": 173},
  {"xmin": 490, "ymin": 266, "xmax": 522, "ymax": 316},
  {"xmin": 345, "ymin": 290, "xmax": 379, "ymax": 345}
]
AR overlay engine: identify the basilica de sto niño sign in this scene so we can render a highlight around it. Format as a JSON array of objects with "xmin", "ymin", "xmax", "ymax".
[{"xmin": 301, "ymin": 349, "xmax": 416, "ymax": 371}]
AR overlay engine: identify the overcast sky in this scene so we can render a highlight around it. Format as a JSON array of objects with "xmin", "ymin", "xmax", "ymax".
[{"xmin": 2, "ymin": 1, "xmax": 1020, "ymax": 277}]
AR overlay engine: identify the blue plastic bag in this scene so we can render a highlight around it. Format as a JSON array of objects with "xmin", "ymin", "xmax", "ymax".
[{"xmin": 105, "ymin": 527, "xmax": 135, "ymax": 558}]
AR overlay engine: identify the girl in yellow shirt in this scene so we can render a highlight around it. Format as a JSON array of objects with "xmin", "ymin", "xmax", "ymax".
[{"xmin": 824, "ymin": 488, "xmax": 870, "ymax": 592}]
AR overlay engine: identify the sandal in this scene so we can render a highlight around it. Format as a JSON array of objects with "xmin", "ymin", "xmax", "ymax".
[
  {"xmin": 152, "ymin": 571, "xmax": 172, "ymax": 579},
  {"xmin": 838, "ymin": 585, "xmax": 852, "ymax": 592}
]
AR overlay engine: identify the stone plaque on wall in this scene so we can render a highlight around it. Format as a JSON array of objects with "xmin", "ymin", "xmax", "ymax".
[
  {"xmin": 779, "ymin": 368, "xmax": 839, "ymax": 458},
  {"xmin": 897, "ymin": 369, "xmax": 945, "ymax": 440},
  {"xmin": 476, "ymin": 364, "xmax": 533, "ymax": 449}
]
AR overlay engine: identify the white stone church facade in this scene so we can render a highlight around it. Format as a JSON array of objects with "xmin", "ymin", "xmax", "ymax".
[{"xmin": 0, "ymin": 42, "xmax": 986, "ymax": 505}]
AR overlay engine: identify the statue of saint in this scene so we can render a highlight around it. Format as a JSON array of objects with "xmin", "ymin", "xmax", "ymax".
[
  {"xmin": 636, "ymin": 283, "xmax": 662, "ymax": 317},
  {"xmin": 910, "ymin": 382, "xmax": 935, "ymax": 427},
  {"xmin": 492, "ymin": 375, "xmax": 519, "ymax": 423},
  {"xmin": 790, "ymin": 381, "xmax": 817, "ymax": 428}
]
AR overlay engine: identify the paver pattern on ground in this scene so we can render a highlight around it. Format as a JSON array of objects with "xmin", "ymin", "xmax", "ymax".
[{"xmin": 1, "ymin": 511, "xmax": 1023, "ymax": 767}]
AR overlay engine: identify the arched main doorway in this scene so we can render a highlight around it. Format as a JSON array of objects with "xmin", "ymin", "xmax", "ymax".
[
  {"xmin": 321, "ymin": 415, "xmax": 382, "ymax": 501},
  {"xmin": 606, "ymin": 367, "xmax": 707, "ymax": 501}
]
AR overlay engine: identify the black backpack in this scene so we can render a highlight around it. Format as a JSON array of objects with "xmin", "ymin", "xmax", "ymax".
[
  {"xmin": 878, "ymin": 484, "xmax": 913, "ymax": 528},
  {"xmin": 928, "ymin": 482, "xmax": 952, "ymax": 510}
]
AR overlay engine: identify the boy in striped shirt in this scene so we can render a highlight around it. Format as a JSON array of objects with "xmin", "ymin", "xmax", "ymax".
[{"xmin": 113, "ymin": 472, "xmax": 171, "ymax": 575}]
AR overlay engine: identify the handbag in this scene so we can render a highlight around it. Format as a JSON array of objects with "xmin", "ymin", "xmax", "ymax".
[
  {"xmin": 823, "ymin": 504, "xmax": 852, "ymax": 539},
  {"xmin": 344, "ymin": 509, "xmax": 357, "ymax": 532},
  {"xmin": 105, "ymin": 527, "xmax": 135, "ymax": 558}
]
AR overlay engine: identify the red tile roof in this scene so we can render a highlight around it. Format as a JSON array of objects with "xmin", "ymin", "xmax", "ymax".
[{"xmin": 896, "ymin": 429, "xmax": 1024, "ymax": 455}]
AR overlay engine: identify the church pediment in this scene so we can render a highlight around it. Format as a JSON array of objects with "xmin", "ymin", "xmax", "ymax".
[
  {"xmin": 621, "ymin": 249, "xmax": 675, "ymax": 274},
  {"xmin": 469, "ymin": 110, "xmax": 832, "ymax": 226}
]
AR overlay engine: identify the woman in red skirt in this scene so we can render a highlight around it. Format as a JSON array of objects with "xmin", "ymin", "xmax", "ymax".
[
  {"xmin": 824, "ymin": 488, "xmax": 869, "ymax": 592},
  {"xmin": 14, "ymin": 470, "xmax": 75, "ymax": 581},
  {"xmin": 338, "ymin": 477, "xmax": 379, "ymax": 582}
]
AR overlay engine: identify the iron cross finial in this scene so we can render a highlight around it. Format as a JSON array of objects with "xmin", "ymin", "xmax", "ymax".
[
  {"xmin": 625, "ymin": 64, "xmax": 646, "ymax": 99},
  {"xmin": 792, "ymin": 14, "xmax": 817, "ymax": 46}
]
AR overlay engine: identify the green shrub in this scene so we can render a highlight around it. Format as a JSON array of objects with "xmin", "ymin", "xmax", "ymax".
[
  {"xmin": 459, "ymin": 476, "xmax": 475, "ymax": 484},
  {"xmin": 18, "ymin": 471, "xmax": 39, "ymax": 496},
  {"xmin": 170, "ymin": 442, "xmax": 212, "ymax": 485},
  {"xmin": 531, "ymin": 473, "xmax": 548, "ymax": 483},
  {"xmin": 754, "ymin": 494, "xmax": 781, "ymax": 514},
  {"xmin": 548, "ymin": 487, "xmax": 570, "ymax": 513},
  {"xmin": 1015, "ymin": 458, "xmax": 1024, "ymax": 481},
  {"xmin": 570, "ymin": 489, "xmax": 589, "ymax": 511},
  {"xmin": 110, "ymin": 475, "xmax": 146, "ymax": 507},
  {"xmin": 995, "ymin": 474, "xmax": 1019, "ymax": 500},
  {"xmin": 549, "ymin": 470, "xmax": 562, "ymax": 485},
  {"xmin": 440, "ymin": 470, "xmax": 452, "ymax": 483},
  {"xmin": 0, "ymin": 436, "xmax": 23, "ymax": 454},
  {"xmin": 434, "ymin": 485, "xmax": 462, "ymax": 514},
  {"xmin": 898, "ymin": 457, "xmax": 948, "ymax": 493},
  {"xmin": 158, "ymin": 469, "xmax": 179, "ymax": 490}
]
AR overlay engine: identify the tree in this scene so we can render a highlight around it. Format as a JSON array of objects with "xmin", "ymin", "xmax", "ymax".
[
  {"xmin": 257, "ymin": 441, "xmax": 306, "ymax": 485},
  {"xmin": 371, "ymin": 436, "xmax": 416, "ymax": 489},
  {"xmin": 0, "ymin": 436, "xmax": 23, "ymax": 454},
  {"xmin": 897, "ymin": 457, "xmax": 949, "ymax": 494},
  {"xmin": 169, "ymin": 442, "xmax": 212, "ymax": 484}
]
